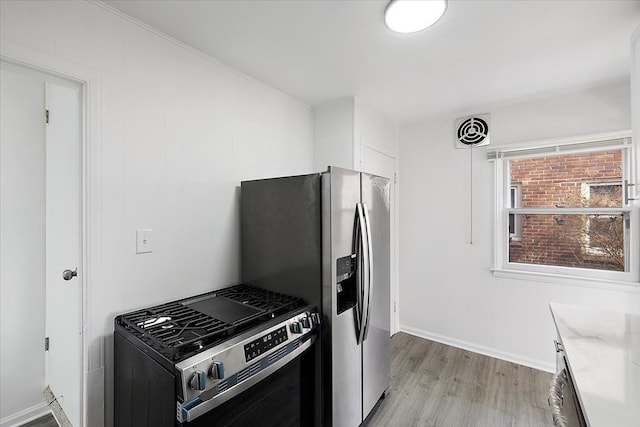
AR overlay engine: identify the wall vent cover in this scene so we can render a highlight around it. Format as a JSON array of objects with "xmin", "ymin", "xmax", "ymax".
[{"xmin": 455, "ymin": 114, "xmax": 490, "ymax": 148}]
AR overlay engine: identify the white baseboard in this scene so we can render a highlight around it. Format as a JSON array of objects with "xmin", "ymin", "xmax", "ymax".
[
  {"xmin": 0, "ymin": 401, "xmax": 51, "ymax": 427},
  {"xmin": 399, "ymin": 325, "xmax": 555, "ymax": 373}
]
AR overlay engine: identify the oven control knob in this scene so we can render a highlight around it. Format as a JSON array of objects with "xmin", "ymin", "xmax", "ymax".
[
  {"xmin": 189, "ymin": 370, "xmax": 206, "ymax": 391},
  {"xmin": 311, "ymin": 312, "xmax": 321, "ymax": 326},
  {"xmin": 301, "ymin": 315, "xmax": 311, "ymax": 329},
  {"xmin": 290, "ymin": 321, "xmax": 303, "ymax": 334},
  {"xmin": 209, "ymin": 361, "xmax": 225, "ymax": 380}
]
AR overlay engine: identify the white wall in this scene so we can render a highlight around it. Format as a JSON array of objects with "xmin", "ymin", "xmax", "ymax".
[
  {"xmin": 0, "ymin": 67, "xmax": 47, "ymax": 420},
  {"xmin": 313, "ymin": 98, "xmax": 354, "ymax": 171},
  {"xmin": 399, "ymin": 79, "xmax": 640, "ymax": 372},
  {"xmin": 0, "ymin": 1, "xmax": 313, "ymax": 425}
]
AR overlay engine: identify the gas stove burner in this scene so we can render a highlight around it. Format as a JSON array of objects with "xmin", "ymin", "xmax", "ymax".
[{"xmin": 116, "ymin": 284, "xmax": 305, "ymax": 361}]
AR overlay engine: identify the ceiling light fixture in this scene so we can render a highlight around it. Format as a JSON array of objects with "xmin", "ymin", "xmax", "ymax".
[{"xmin": 384, "ymin": 0, "xmax": 447, "ymax": 34}]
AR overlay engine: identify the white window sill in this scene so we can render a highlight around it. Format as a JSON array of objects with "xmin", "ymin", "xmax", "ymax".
[{"xmin": 491, "ymin": 268, "xmax": 640, "ymax": 293}]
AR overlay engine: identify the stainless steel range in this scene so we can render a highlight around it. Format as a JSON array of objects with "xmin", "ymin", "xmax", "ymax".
[{"xmin": 114, "ymin": 284, "xmax": 318, "ymax": 426}]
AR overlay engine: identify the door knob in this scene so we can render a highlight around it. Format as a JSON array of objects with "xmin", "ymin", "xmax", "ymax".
[{"xmin": 62, "ymin": 268, "xmax": 78, "ymax": 281}]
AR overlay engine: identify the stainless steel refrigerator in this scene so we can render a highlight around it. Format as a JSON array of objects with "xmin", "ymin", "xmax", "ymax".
[{"xmin": 241, "ymin": 166, "xmax": 390, "ymax": 427}]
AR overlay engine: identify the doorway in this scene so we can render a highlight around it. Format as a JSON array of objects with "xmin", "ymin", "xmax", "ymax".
[{"xmin": 0, "ymin": 61, "xmax": 83, "ymax": 426}]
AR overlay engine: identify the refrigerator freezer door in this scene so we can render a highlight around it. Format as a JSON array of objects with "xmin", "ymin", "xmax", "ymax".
[
  {"xmin": 323, "ymin": 168, "xmax": 363, "ymax": 427},
  {"xmin": 361, "ymin": 172, "xmax": 391, "ymax": 419}
]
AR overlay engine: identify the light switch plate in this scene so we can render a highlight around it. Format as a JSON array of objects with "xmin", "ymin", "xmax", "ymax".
[{"xmin": 136, "ymin": 229, "xmax": 153, "ymax": 254}]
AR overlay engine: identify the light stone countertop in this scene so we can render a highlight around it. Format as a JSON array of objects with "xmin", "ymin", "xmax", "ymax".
[{"xmin": 550, "ymin": 303, "xmax": 640, "ymax": 427}]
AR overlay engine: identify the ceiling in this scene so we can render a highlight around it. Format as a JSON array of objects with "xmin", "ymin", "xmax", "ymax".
[{"xmin": 103, "ymin": 0, "xmax": 640, "ymax": 125}]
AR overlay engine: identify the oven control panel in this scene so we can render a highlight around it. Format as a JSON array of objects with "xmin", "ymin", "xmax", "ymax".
[
  {"xmin": 175, "ymin": 306, "xmax": 319, "ymax": 422},
  {"xmin": 244, "ymin": 326, "xmax": 288, "ymax": 362}
]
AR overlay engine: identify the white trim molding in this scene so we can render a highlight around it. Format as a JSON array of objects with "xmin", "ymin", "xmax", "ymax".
[
  {"xmin": 491, "ymin": 268, "xmax": 640, "ymax": 293},
  {"xmin": 0, "ymin": 402, "xmax": 50, "ymax": 427}
]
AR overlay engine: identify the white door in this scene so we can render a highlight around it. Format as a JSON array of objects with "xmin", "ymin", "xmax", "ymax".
[
  {"xmin": 0, "ymin": 64, "xmax": 48, "ymax": 422},
  {"xmin": 362, "ymin": 147, "xmax": 398, "ymax": 334},
  {"xmin": 44, "ymin": 81, "xmax": 83, "ymax": 427}
]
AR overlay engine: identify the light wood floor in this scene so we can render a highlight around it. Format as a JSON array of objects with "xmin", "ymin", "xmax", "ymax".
[{"xmin": 366, "ymin": 333, "xmax": 553, "ymax": 427}]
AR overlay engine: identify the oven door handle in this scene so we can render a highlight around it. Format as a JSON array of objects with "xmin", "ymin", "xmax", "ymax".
[{"xmin": 177, "ymin": 336, "xmax": 315, "ymax": 423}]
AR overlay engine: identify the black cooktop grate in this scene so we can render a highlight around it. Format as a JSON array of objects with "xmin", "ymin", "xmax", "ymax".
[{"xmin": 116, "ymin": 284, "xmax": 303, "ymax": 362}]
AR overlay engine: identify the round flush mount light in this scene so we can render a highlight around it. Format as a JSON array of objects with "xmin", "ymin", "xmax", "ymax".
[{"xmin": 384, "ymin": 0, "xmax": 447, "ymax": 34}]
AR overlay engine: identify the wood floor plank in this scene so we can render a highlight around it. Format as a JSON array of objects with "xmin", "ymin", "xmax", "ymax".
[{"xmin": 365, "ymin": 333, "xmax": 553, "ymax": 426}]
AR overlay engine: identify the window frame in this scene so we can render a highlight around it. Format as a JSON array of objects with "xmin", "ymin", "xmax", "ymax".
[
  {"xmin": 509, "ymin": 183, "xmax": 522, "ymax": 240},
  {"xmin": 490, "ymin": 131, "xmax": 640, "ymax": 284}
]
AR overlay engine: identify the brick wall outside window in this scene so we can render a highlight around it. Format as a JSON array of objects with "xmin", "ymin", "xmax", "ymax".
[{"xmin": 509, "ymin": 150, "xmax": 623, "ymax": 271}]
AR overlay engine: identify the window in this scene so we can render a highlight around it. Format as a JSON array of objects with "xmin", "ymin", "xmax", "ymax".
[{"xmin": 489, "ymin": 134, "xmax": 639, "ymax": 283}]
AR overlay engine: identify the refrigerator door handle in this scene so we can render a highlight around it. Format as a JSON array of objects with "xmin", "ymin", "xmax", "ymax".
[
  {"xmin": 354, "ymin": 202, "xmax": 368, "ymax": 344},
  {"xmin": 361, "ymin": 202, "xmax": 373, "ymax": 341},
  {"xmin": 353, "ymin": 203, "xmax": 362, "ymax": 341}
]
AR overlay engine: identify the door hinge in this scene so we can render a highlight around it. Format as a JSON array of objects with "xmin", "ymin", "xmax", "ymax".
[
  {"xmin": 45, "ymin": 109, "xmax": 50, "ymax": 124},
  {"xmin": 393, "ymin": 301, "xmax": 397, "ymax": 313},
  {"xmin": 45, "ymin": 337, "xmax": 50, "ymax": 351},
  {"xmin": 394, "ymin": 173, "xmax": 397, "ymax": 184}
]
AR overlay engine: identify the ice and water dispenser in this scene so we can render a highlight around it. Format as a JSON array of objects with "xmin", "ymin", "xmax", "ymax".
[{"xmin": 336, "ymin": 254, "xmax": 357, "ymax": 314}]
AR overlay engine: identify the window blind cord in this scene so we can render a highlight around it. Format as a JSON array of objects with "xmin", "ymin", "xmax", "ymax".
[{"xmin": 470, "ymin": 144, "xmax": 473, "ymax": 245}]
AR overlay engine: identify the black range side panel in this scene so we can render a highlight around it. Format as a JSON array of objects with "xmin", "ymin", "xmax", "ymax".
[
  {"xmin": 240, "ymin": 173, "xmax": 323, "ymax": 427},
  {"xmin": 241, "ymin": 173, "xmax": 322, "ymax": 311},
  {"xmin": 114, "ymin": 330, "xmax": 175, "ymax": 427}
]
